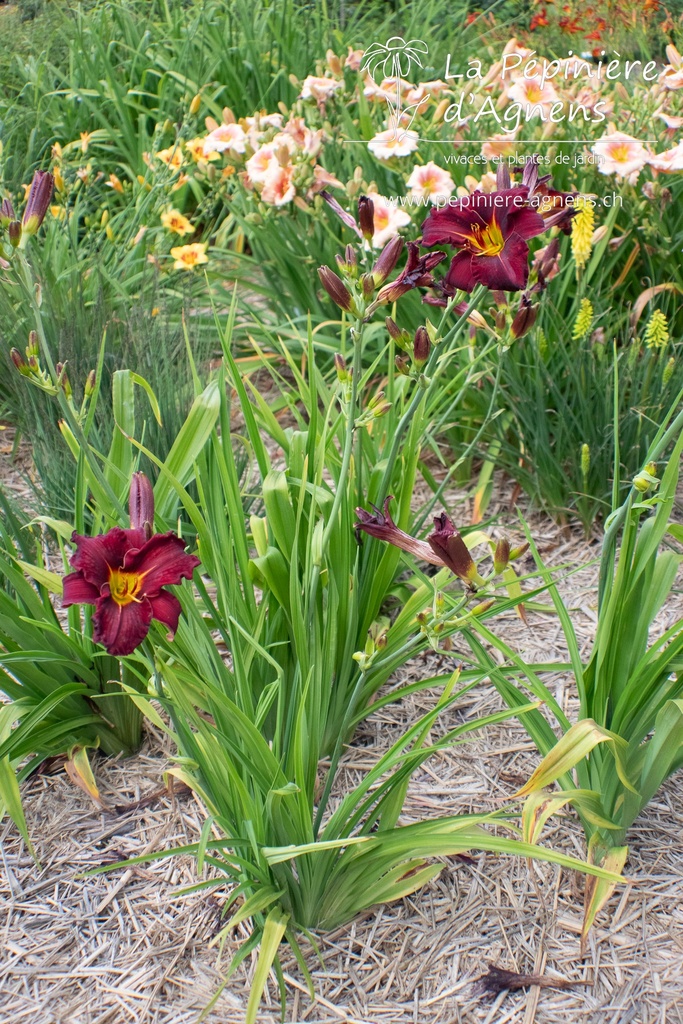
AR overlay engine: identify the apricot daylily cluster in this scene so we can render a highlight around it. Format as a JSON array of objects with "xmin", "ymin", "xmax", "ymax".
[{"xmin": 191, "ymin": 109, "xmax": 344, "ymax": 210}]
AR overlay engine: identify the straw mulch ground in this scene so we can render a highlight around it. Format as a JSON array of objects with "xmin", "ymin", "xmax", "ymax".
[{"xmin": 1, "ymin": 427, "xmax": 682, "ymax": 1024}]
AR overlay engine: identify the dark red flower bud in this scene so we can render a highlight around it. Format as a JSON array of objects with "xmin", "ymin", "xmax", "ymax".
[
  {"xmin": 22, "ymin": 170, "xmax": 54, "ymax": 237},
  {"xmin": 510, "ymin": 299, "xmax": 537, "ymax": 339},
  {"xmin": 8, "ymin": 221, "xmax": 21, "ymax": 248},
  {"xmin": 10, "ymin": 348, "xmax": 29, "ymax": 375},
  {"xmin": 493, "ymin": 538, "xmax": 510, "ymax": 574},
  {"xmin": 395, "ymin": 354, "xmax": 411, "ymax": 374},
  {"xmin": 413, "ymin": 326, "xmax": 431, "ymax": 367},
  {"xmin": 318, "ymin": 266, "xmax": 355, "ymax": 312},
  {"xmin": 358, "ymin": 195, "xmax": 375, "ymax": 240},
  {"xmin": 386, "ymin": 316, "xmax": 412, "ymax": 350},
  {"xmin": 129, "ymin": 472, "xmax": 155, "ymax": 539},
  {"xmin": 371, "ymin": 235, "xmax": 404, "ymax": 287},
  {"xmin": 0, "ymin": 198, "xmax": 15, "ymax": 228},
  {"xmin": 27, "ymin": 330, "xmax": 39, "ymax": 356},
  {"xmin": 335, "ymin": 243, "xmax": 358, "ymax": 279}
]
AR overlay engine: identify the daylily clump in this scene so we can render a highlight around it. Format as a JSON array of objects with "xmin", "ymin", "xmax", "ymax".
[{"xmin": 63, "ymin": 473, "xmax": 200, "ymax": 656}]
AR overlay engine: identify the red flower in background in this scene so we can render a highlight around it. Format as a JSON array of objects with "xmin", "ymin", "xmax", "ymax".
[{"xmin": 62, "ymin": 473, "xmax": 199, "ymax": 656}]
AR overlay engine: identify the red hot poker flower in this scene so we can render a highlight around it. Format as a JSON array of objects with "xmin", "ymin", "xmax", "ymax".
[
  {"xmin": 62, "ymin": 475, "xmax": 199, "ymax": 656},
  {"xmin": 421, "ymin": 185, "xmax": 547, "ymax": 293}
]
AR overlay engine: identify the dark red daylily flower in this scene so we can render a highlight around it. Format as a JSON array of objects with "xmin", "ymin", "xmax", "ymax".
[
  {"xmin": 62, "ymin": 473, "xmax": 199, "ymax": 656},
  {"xmin": 355, "ymin": 497, "xmax": 484, "ymax": 587},
  {"xmin": 421, "ymin": 186, "xmax": 545, "ymax": 293},
  {"xmin": 421, "ymin": 161, "xmax": 575, "ymax": 293}
]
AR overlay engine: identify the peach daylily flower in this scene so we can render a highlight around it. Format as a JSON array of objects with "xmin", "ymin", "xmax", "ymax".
[
  {"xmin": 171, "ymin": 243, "xmax": 208, "ymax": 270},
  {"xmin": 161, "ymin": 209, "xmax": 194, "ymax": 236},
  {"xmin": 368, "ymin": 126, "xmax": 419, "ymax": 160},
  {"xmin": 366, "ymin": 192, "xmax": 411, "ymax": 248},
  {"xmin": 345, "ymin": 47, "xmax": 364, "ymax": 71},
  {"xmin": 261, "ymin": 164, "xmax": 296, "ymax": 206},
  {"xmin": 299, "ymin": 76, "xmax": 343, "ymax": 103},
  {"xmin": 648, "ymin": 143, "xmax": 683, "ymax": 173},
  {"xmin": 363, "ymin": 76, "xmax": 413, "ymax": 104},
  {"xmin": 310, "ymin": 165, "xmax": 345, "ymax": 194},
  {"xmin": 246, "ymin": 146, "xmax": 280, "ymax": 184},
  {"xmin": 203, "ymin": 123, "xmax": 247, "ymax": 156},
  {"xmin": 481, "ymin": 135, "xmax": 518, "ymax": 160},
  {"xmin": 592, "ymin": 131, "xmax": 650, "ymax": 182},
  {"xmin": 507, "ymin": 76, "xmax": 560, "ymax": 111},
  {"xmin": 406, "ymin": 161, "xmax": 454, "ymax": 204}
]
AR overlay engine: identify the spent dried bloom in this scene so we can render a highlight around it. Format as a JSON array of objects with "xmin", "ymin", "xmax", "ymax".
[{"xmin": 643, "ymin": 310, "xmax": 670, "ymax": 350}]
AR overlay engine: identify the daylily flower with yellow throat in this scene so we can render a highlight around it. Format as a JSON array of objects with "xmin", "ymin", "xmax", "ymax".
[
  {"xmin": 161, "ymin": 209, "xmax": 194, "ymax": 236},
  {"xmin": 63, "ymin": 474, "xmax": 199, "ymax": 656},
  {"xmin": 171, "ymin": 242, "xmax": 208, "ymax": 270}
]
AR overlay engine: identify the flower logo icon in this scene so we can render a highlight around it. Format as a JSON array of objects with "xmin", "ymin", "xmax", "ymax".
[{"xmin": 361, "ymin": 36, "xmax": 429, "ymax": 138}]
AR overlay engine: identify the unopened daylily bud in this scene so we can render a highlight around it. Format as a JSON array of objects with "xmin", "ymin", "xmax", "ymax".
[
  {"xmin": 84, "ymin": 369, "xmax": 97, "ymax": 396},
  {"xmin": 386, "ymin": 317, "xmax": 411, "ymax": 350},
  {"xmin": 190, "ymin": 93, "xmax": 202, "ymax": 115},
  {"xmin": 395, "ymin": 354, "xmax": 411, "ymax": 374},
  {"xmin": 27, "ymin": 330, "xmax": 39, "ymax": 357},
  {"xmin": 466, "ymin": 309, "xmax": 488, "ymax": 330},
  {"xmin": 318, "ymin": 266, "xmax": 355, "ymax": 313},
  {"xmin": 0, "ymin": 198, "xmax": 15, "ymax": 227},
  {"xmin": 358, "ymin": 195, "xmax": 375, "ymax": 240},
  {"xmin": 471, "ymin": 598, "xmax": 496, "ymax": 617},
  {"xmin": 369, "ymin": 391, "xmax": 391, "ymax": 417},
  {"xmin": 511, "ymin": 301, "xmax": 537, "ymax": 339},
  {"xmin": 509, "ymin": 542, "xmax": 529, "ymax": 561},
  {"xmin": 21, "ymin": 170, "xmax": 54, "ymax": 238},
  {"xmin": 326, "ymin": 49, "xmax": 342, "ymax": 76},
  {"xmin": 413, "ymin": 325, "xmax": 430, "ymax": 367},
  {"xmin": 495, "ymin": 310, "xmax": 507, "ymax": 331},
  {"xmin": 633, "ymin": 462, "xmax": 659, "ymax": 493},
  {"xmin": 360, "ymin": 273, "xmax": 375, "ymax": 298},
  {"xmin": 581, "ymin": 443, "xmax": 590, "ymax": 479},
  {"xmin": 663, "ymin": 357, "xmax": 675, "ymax": 385},
  {"xmin": 336, "ymin": 244, "xmax": 358, "ymax": 278},
  {"xmin": 10, "ymin": 348, "xmax": 30, "ymax": 375},
  {"xmin": 9, "ymin": 221, "xmax": 21, "ymax": 247},
  {"xmin": 334, "ymin": 352, "xmax": 350, "ymax": 383},
  {"xmin": 56, "ymin": 362, "xmax": 72, "ymax": 398},
  {"xmin": 493, "ymin": 538, "xmax": 510, "ymax": 575},
  {"xmin": 371, "ymin": 235, "xmax": 404, "ymax": 286},
  {"xmin": 129, "ymin": 472, "xmax": 155, "ymax": 538}
]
